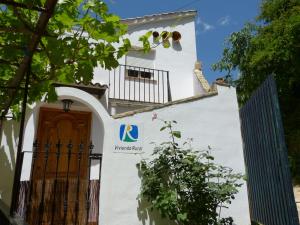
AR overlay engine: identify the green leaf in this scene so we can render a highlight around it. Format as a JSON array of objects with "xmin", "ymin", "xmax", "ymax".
[
  {"xmin": 55, "ymin": 13, "xmax": 74, "ymax": 27},
  {"xmin": 144, "ymin": 30, "xmax": 153, "ymax": 38},
  {"xmin": 172, "ymin": 131, "xmax": 181, "ymax": 138},
  {"xmin": 162, "ymin": 40, "xmax": 170, "ymax": 48},
  {"xmin": 160, "ymin": 126, "xmax": 167, "ymax": 131},
  {"xmin": 104, "ymin": 14, "xmax": 120, "ymax": 23},
  {"xmin": 206, "ymin": 155, "xmax": 214, "ymax": 160},
  {"xmin": 139, "ymin": 31, "xmax": 152, "ymax": 53},
  {"xmin": 47, "ymin": 85, "xmax": 58, "ymax": 102},
  {"xmin": 177, "ymin": 213, "xmax": 187, "ymax": 222}
]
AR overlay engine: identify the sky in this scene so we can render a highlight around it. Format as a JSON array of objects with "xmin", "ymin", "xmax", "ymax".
[{"xmin": 106, "ymin": 0, "xmax": 261, "ymax": 83}]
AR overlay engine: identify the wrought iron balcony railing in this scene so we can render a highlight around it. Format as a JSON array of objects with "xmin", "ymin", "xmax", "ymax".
[{"xmin": 108, "ymin": 64, "xmax": 172, "ymax": 104}]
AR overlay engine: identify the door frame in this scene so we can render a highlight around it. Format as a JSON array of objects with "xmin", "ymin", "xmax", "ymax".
[
  {"xmin": 16, "ymin": 87, "xmax": 110, "ymax": 224},
  {"xmin": 27, "ymin": 107, "xmax": 93, "ymax": 225}
]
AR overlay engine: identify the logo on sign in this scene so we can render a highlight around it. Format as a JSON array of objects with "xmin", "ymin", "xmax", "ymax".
[{"xmin": 119, "ymin": 124, "xmax": 138, "ymax": 142}]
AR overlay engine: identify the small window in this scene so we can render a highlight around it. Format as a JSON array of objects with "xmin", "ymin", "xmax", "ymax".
[
  {"xmin": 125, "ymin": 48, "xmax": 156, "ymax": 81},
  {"xmin": 140, "ymin": 71, "xmax": 152, "ymax": 79},
  {"xmin": 127, "ymin": 69, "xmax": 139, "ymax": 78},
  {"xmin": 126, "ymin": 69, "xmax": 153, "ymax": 80}
]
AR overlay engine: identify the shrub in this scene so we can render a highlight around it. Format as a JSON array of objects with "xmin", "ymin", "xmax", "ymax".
[{"xmin": 137, "ymin": 120, "xmax": 243, "ymax": 225}]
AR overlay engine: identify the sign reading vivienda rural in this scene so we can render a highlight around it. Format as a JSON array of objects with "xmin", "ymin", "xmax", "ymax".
[{"xmin": 114, "ymin": 123, "xmax": 144, "ymax": 153}]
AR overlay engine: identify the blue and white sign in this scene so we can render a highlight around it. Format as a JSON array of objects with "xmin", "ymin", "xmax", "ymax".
[
  {"xmin": 114, "ymin": 123, "xmax": 143, "ymax": 153},
  {"xmin": 119, "ymin": 124, "xmax": 138, "ymax": 142}
]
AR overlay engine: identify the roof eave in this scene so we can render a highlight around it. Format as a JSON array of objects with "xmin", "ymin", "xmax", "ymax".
[{"xmin": 121, "ymin": 10, "xmax": 197, "ymax": 26}]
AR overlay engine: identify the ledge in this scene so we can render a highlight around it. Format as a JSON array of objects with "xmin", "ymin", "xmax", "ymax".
[
  {"xmin": 53, "ymin": 82, "xmax": 107, "ymax": 99},
  {"xmin": 109, "ymin": 98, "xmax": 162, "ymax": 107},
  {"xmin": 112, "ymin": 91, "xmax": 218, "ymax": 119},
  {"xmin": 213, "ymin": 80, "xmax": 233, "ymax": 87}
]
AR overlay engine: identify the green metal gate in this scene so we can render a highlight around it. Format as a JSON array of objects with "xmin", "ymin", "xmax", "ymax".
[{"xmin": 240, "ymin": 76, "xmax": 299, "ymax": 225}]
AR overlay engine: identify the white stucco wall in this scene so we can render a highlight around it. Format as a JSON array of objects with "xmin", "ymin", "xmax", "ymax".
[
  {"xmin": 0, "ymin": 84, "xmax": 250, "ymax": 225},
  {"xmin": 0, "ymin": 120, "xmax": 19, "ymax": 212},
  {"xmin": 93, "ymin": 15, "xmax": 197, "ymax": 103},
  {"xmin": 99, "ymin": 85, "xmax": 250, "ymax": 225}
]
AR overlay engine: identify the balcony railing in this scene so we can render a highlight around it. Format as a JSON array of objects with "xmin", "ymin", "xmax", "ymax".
[
  {"xmin": 16, "ymin": 141, "xmax": 102, "ymax": 225},
  {"xmin": 108, "ymin": 64, "xmax": 172, "ymax": 104}
]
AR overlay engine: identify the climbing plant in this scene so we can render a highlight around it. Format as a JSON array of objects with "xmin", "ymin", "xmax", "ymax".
[{"xmin": 137, "ymin": 119, "xmax": 243, "ymax": 225}]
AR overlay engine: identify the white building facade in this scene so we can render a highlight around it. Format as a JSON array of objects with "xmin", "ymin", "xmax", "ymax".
[
  {"xmin": 0, "ymin": 10, "xmax": 250, "ymax": 225},
  {"xmin": 94, "ymin": 10, "xmax": 198, "ymax": 115}
]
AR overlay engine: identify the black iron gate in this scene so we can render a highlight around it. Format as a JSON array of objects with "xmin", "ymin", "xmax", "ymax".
[
  {"xmin": 16, "ymin": 140, "xmax": 102, "ymax": 225},
  {"xmin": 240, "ymin": 76, "xmax": 299, "ymax": 225}
]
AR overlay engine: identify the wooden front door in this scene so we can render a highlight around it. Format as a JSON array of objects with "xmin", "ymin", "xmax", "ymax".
[{"xmin": 27, "ymin": 107, "xmax": 92, "ymax": 225}]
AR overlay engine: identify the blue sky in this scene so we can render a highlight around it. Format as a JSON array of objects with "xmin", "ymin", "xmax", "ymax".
[{"xmin": 106, "ymin": 0, "xmax": 261, "ymax": 83}]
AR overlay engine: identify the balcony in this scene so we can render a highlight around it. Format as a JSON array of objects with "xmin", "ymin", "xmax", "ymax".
[{"xmin": 108, "ymin": 64, "xmax": 172, "ymax": 104}]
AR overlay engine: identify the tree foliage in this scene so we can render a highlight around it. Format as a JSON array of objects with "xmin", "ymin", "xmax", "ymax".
[
  {"xmin": 137, "ymin": 120, "xmax": 243, "ymax": 225},
  {"xmin": 213, "ymin": 0, "xmax": 300, "ymax": 182},
  {"xmin": 0, "ymin": 0, "xmax": 158, "ymax": 117}
]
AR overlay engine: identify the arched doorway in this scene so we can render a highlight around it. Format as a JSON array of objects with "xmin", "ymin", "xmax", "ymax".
[{"xmin": 17, "ymin": 87, "xmax": 110, "ymax": 225}]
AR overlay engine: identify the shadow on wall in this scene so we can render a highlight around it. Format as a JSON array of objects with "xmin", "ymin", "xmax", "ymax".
[
  {"xmin": 136, "ymin": 166, "xmax": 177, "ymax": 225},
  {"xmin": 0, "ymin": 120, "xmax": 19, "ymax": 214},
  {"xmin": 172, "ymin": 41, "xmax": 182, "ymax": 51},
  {"xmin": 137, "ymin": 198, "xmax": 178, "ymax": 225}
]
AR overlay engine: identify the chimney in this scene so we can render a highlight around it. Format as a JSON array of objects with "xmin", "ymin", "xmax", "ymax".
[{"xmin": 193, "ymin": 61, "xmax": 210, "ymax": 95}]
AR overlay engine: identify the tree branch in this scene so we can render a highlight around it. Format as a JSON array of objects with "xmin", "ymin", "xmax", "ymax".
[
  {"xmin": 39, "ymin": 40, "xmax": 58, "ymax": 80},
  {"xmin": 0, "ymin": 0, "xmax": 47, "ymax": 12},
  {"xmin": 1, "ymin": 0, "xmax": 59, "ymax": 117},
  {"xmin": 70, "ymin": 6, "xmax": 90, "ymax": 63},
  {"xmin": 12, "ymin": 6, "xmax": 36, "ymax": 34},
  {"xmin": 0, "ymin": 25, "xmax": 32, "ymax": 35},
  {"xmin": 8, "ymin": 3, "xmax": 57, "ymax": 37},
  {"xmin": 0, "ymin": 43, "xmax": 42, "ymax": 52},
  {"xmin": 31, "ymin": 71, "xmax": 43, "ymax": 82},
  {"xmin": 0, "ymin": 25, "xmax": 58, "ymax": 37},
  {"xmin": 0, "ymin": 58, "xmax": 19, "ymax": 67}
]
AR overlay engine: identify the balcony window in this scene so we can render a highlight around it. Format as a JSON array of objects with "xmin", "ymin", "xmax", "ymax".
[
  {"xmin": 127, "ymin": 69, "xmax": 153, "ymax": 80},
  {"xmin": 140, "ymin": 71, "xmax": 152, "ymax": 79},
  {"xmin": 125, "ymin": 49, "xmax": 155, "ymax": 80},
  {"xmin": 127, "ymin": 69, "xmax": 139, "ymax": 78}
]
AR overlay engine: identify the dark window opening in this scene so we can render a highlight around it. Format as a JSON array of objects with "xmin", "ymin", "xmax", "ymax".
[
  {"xmin": 127, "ymin": 69, "xmax": 139, "ymax": 78},
  {"xmin": 127, "ymin": 69, "xmax": 153, "ymax": 80},
  {"xmin": 140, "ymin": 71, "xmax": 152, "ymax": 79}
]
